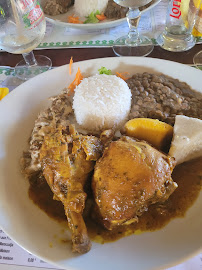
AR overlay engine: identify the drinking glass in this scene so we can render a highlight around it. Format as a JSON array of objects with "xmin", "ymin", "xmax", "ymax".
[
  {"xmin": 193, "ymin": 50, "xmax": 202, "ymax": 69},
  {"xmin": 112, "ymin": 0, "xmax": 154, "ymax": 57},
  {"xmin": 0, "ymin": 0, "xmax": 52, "ymax": 80},
  {"xmin": 156, "ymin": 0, "xmax": 202, "ymax": 52}
]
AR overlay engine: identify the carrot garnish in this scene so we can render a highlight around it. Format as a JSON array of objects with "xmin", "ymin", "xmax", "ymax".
[
  {"xmin": 68, "ymin": 15, "xmax": 83, "ymax": 24},
  {"xmin": 96, "ymin": 13, "xmax": 107, "ymax": 21},
  {"xmin": 69, "ymin": 56, "xmax": 73, "ymax": 75},
  {"xmin": 116, "ymin": 72, "xmax": 130, "ymax": 81},
  {"xmin": 68, "ymin": 67, "xmax": 83, "ymax": 94}
]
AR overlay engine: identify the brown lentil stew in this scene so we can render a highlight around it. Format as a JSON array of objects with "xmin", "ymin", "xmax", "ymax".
[{"xmin": 127, "ymin": 73, "xmax": 202, "ymax": 125}]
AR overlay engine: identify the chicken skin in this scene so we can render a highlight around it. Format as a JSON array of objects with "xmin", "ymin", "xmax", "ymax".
[
  {"xmin": 40, "ymin": 124, "xmax": 102, "ymax": 253},
  {"xmin": 92, "ymin": 136, "xmax": 177, "ymax": 230}
]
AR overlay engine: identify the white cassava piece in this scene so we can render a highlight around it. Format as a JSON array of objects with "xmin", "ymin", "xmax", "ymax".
[{"xmin": 169, "ymin": 115, "xmax": 202, "ymax": 165}]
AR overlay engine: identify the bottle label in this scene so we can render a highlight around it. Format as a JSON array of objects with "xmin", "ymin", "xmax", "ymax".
[
  {"xmin": 22, "ymin": 0, "xmax": 44, "ymax": 29},
  {"xmin": 21, "ymin": 0, "xmax": 35, "ymax": 10},
  {"xmin": 170, "ymin": 0, "xmax": 182, "ymax": 19}
]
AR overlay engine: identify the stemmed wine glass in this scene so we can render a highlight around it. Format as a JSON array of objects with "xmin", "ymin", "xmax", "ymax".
[
  {"xmin": 113, "ymin": 0, "xmax": 154, "ymax": 56},
  {"xmin": 0, "ymin": 0, "xmax": 52, "ymax": 80},
  {"xmin": 193, "ymin": 51, "xmax": 202, "ymax": 69}
]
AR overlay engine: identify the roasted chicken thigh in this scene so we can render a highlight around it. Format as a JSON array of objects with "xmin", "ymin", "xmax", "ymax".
[{"xmin": 92, "ymin": 136, "xmax": 177, "ymax": 230}]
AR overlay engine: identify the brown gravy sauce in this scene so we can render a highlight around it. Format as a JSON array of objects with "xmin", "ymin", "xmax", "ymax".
[{"xmin": 29, "ymin": 157, "xmax": 202, "ymax": 244}]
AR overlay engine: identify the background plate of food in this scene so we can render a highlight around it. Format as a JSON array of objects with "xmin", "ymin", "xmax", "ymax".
[
  {"xmin": 0, "ymin": 57, "xmax": 202, "ymax": 270},
  {"xmin": 40, "ymin": 0, "xmax": 161, "ymax": 29}
]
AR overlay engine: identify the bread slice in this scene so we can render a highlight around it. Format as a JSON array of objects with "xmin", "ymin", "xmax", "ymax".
[{"xmin": 169, "ymin": 115, "xmax": 202, "ymax": 165}]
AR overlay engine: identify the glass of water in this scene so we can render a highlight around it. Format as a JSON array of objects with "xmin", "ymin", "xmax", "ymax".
[
  {"xmin": 112, "ymin": 0, "xmax": 154, "ymax": 57},
  {"xmin": 0, "ymin": 0, "xmax": 52, "ymax": 80},
  {"xmin": 156, "ymin": 0, "xmax": 202, "ymax": 52}
]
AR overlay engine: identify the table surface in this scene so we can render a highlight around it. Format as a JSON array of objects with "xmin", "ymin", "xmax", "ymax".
[
  {"xmin": 0, "ymin": 42, "xmax": 202, "ymax": 270},
  {"xmin": 1, "ymin": 44, "xmax": 202, "ymax": 67}
]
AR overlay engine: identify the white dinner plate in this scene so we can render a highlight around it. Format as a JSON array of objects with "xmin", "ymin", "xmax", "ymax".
[
  {"xmin": 0, "ymin": 57, "xmax": 202, "ymax": 270},
  {"xmin": 40, "ymin": 0, "xmax": 161, "ymax": 30}
]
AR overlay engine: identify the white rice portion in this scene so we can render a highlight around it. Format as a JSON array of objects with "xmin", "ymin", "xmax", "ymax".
[
  {"xmin": 73, "ymin": 74, "xmax": 132, "ymax": 132},
  {"xmin": 74, "ymin": 0, "xmax": 109, "ymax": 18}
]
